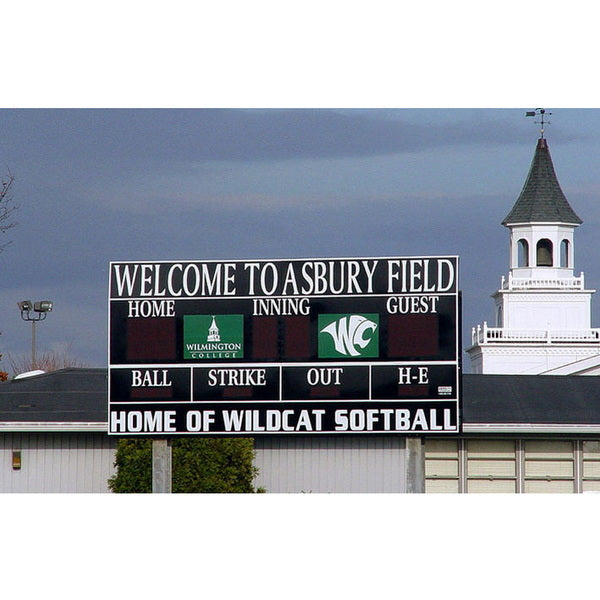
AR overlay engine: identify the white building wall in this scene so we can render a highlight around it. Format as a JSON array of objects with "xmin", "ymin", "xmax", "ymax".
[
  {"xmin": 471, "ymin": 346, "xmax": 600, "ymax": 375},
  {"xmin": 254, "ymin": 435, "xmax": 407, "ymax": 493},
  {"xmin": 0, "ymin": 431, "xmax": 410, "ymax": 494},
  {"xmin": 0, "ymin": 433, "xmax": 117, "ymax": 493},
  {"xmin": 498, "ymin": 292, "xmax": 592, "ymax": 330}
]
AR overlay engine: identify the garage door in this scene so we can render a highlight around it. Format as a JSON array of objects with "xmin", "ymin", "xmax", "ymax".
[
  {"xmin": 465, "ymin": 439, "xmax": 517, "ymax": 493},
  {"xmin": 424, "ymin": 439, "xmax": 459, "ymax": 493},
  {"xmin": 523, "ymin": 440, "xmax": 575, "ymax": 493},
  {"xmin": 582, "ymin": 441, "xmax": 600, "ymax": 492},
  {"xmin": 425, "ymin": 438, "xmax": 595, "ymax": 493}
]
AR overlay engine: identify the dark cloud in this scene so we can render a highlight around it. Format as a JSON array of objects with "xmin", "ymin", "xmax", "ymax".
[{"xmin": 0, "ymin": 108, "xmax": 558, "ymax": 167}]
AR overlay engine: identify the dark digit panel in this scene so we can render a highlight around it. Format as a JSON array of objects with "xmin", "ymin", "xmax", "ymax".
[
  {"xmin": 193, "ymin": 366, "xmax": 280, "ymax": 401},
  {"xmin": 282, "ymin": 366, "xmax": 370, "ymax": 401}
]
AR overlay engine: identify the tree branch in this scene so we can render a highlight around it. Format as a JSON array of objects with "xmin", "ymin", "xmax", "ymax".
[{"xmin": 0, "ymin": 171, "xmax": 18, "ymax": 251}]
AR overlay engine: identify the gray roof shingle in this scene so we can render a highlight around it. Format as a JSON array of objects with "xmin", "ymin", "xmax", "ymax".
[
  {"xmin": 502, "ymin": 138, "xmax": 582, "ymax": 226},
  {"xmin": 0, "ymin": 368, "xmax": 107, "ymax": 423},
  {"xmin": 463, "ymin": 374, "xmax": 600, "ymax": 425}
]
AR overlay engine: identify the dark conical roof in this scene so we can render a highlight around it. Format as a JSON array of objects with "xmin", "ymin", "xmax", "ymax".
[{"xmin": 502, "ymin": 137, "xmax": 582, "ymax": 226}]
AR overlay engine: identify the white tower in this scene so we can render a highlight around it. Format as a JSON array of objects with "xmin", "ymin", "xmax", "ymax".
[{"xmin": 467, "ymin": 135, "xmax": 600, "ymax": 375}]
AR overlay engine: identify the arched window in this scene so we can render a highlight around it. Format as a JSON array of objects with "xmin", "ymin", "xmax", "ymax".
[
  {"xmin": 496, "ymin": 305, "xmax": 503, "ymax": 328},
  {"xmin": 517, "ymin": 239, "xmax": 529, "ymax": 267},
  {"xmin": 560, "ymin": 239, "xmax": 570, "ymax": 267},
  {"xmin": 536, "ymin": 239, "xmax": 553, "ymax": 266}
]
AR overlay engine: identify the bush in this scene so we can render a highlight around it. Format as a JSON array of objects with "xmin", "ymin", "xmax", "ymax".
[{"xmin": 108, "ymin": 437, "xmax": 263, "ymax": 493}]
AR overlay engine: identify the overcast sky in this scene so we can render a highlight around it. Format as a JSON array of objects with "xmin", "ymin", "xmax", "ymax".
[{"xmin": 1, "ymin": 108, "xmax": 600, "ymax": 372}]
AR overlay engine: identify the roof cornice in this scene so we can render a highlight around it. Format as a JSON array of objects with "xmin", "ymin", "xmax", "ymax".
[
  {"xmin": 0, "ymin": 422, "xmax": 108, "ymax": 432},
  {"xmin": 463, "ymin": 423, "xmax": 600, "ymax": 434}
]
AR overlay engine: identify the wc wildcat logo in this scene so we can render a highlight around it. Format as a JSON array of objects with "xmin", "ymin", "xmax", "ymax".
[
  {"xmin": 318, "ymin": 314, "xmax": 379, "ymax": 358},
  {"xmin": 184, "ymin": 315, "xmax": 244, "ymax": 359}
]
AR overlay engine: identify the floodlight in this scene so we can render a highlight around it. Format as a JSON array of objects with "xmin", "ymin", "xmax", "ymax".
[
  {"xmin": 17, "ymin": 299, "xmax": 54, "ymax": 369},
  {"xmin": 34, "ymin": 301, "xmax": 53, "ymax": 313}
]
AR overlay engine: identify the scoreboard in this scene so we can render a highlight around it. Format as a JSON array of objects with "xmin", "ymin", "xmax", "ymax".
[{"xmin": 108, "ymin": 256, "xmax": 461, "ymax": 435}]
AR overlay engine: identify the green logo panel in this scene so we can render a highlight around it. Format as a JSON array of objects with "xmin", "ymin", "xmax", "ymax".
[
  {"xmin": 184, "ymin": 314, "xmax": 244, "ymax": 360},
  {"xmin": 318, "ymin": 313, "xmax": 379, "ymax": 358}
]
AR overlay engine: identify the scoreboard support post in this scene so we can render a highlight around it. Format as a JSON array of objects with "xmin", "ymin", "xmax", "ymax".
[
  {"xmin": 152, "ymin": 439, "xmax": 172, "ymax": 493},
  {"xmin": 405, "ymin": 437, "xmax": 425, "ymax": 493}
]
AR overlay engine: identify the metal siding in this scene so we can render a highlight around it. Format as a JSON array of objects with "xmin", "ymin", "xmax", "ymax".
[
  {"xmin": 426, "ymin": 439, "xmax": 459, "ymax": 458},
  {"xmin": 425, "ymin": 478, "xmax": 459, "ymax": 493},
  {"xmin": 253, "ymin": 436, "xmax": 406, "ymax": 493},
  {"xmin": 523, "ymin": 440, "xmax": 575, "ymax": 493},
  {"xmin": 467, "ymin": 439, "xmax": 515, "ymax": 458},
  {"xmin": 580, "ymin": 441, "xmax": 600, "ymax": 490},
  {"xmin": 468, "ymin": 459, "xmax": 516, "ymax": 478},
  {"xmin": 426, "ymin": 459, "xmax": 459, "ymax": 478},
  {"xmin": 583, "ymin": 441, "xmax": 600, "ymax": 456},
  {"xmin": 0, "ymin": 433, "xmax": 117, "ymax": 493},
  {"xmin": 582, "ymin": 481, "xmax": 600, "ymax": 492},
  {"xmin": 47, "ymin": 434, "xmax": 58, "ymax": 492},
  {"xmin": 523, "ymin": 440, "xmax": 573, "ymax": 459},
  {"xmin": 464, "ymin": 439, "xmax": 517, "ymax": 493},
  {"xmin": 84, "ymin": 435, "xmax": 94, "ymax": 492},
  {"xmin": 524, "ymin": 479, "xmax": 575, "ymax": 493},
  {"xmin": 424, "ymin": 439, "xmax": 459, "ymax": 493},
  {"xmin": 583, "ymin": 461, "xmax": 600, "ymax": 477},
  {"xmin": 467, "ymin": 479, "xmax": 517, "ymax": 493},
  {"xmin": 424, "ymin": 437, "xmax": 600, "ymax": 494},
  {"xmin": 525, "ymin": 460, "xmax": 574, "ymax": 478}
]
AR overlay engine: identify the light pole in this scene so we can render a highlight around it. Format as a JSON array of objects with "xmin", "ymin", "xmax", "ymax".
[{"xmin": 17, "ymin": 300, "xmax": 53, "ymax": 370}]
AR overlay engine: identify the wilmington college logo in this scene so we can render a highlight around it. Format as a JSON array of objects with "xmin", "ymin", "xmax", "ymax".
[
  {"xmin": 184, "ymin": 314, "xmax": 244, "ymax": 359},
  {"xmin": 318, "ymin": 314, "xmax": 379, "ymax": 358}
]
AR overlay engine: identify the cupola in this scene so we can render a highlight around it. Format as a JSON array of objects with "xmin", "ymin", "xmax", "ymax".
[
  {"xmin": 467, "ymin": 120, "xmax": 600, "ymax": 376},
  {"xmin": 502, "ymin": 137, "xmax": 582, "ymax": 279}
]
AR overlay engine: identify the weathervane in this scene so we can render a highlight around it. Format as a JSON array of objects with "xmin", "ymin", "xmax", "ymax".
[{"xmin": 526, "ymin": 108, "xmax": 552, "ymax": 138}]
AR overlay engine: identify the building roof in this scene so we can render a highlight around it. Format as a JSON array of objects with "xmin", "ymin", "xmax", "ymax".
[
  {"xmin": 502, "ymin": 137, "xmax": 582, "ymax": 226},
  {"xmin": 0, "ymin": 368, "xmax": 107, "ymax": 428},
  {"xmin": 3, "ymin": 368, "xmax": 600, "ymax": 433},
  {"xmin": 463, "ymin": 374, "xmax": 600, "ymax": 428}
]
